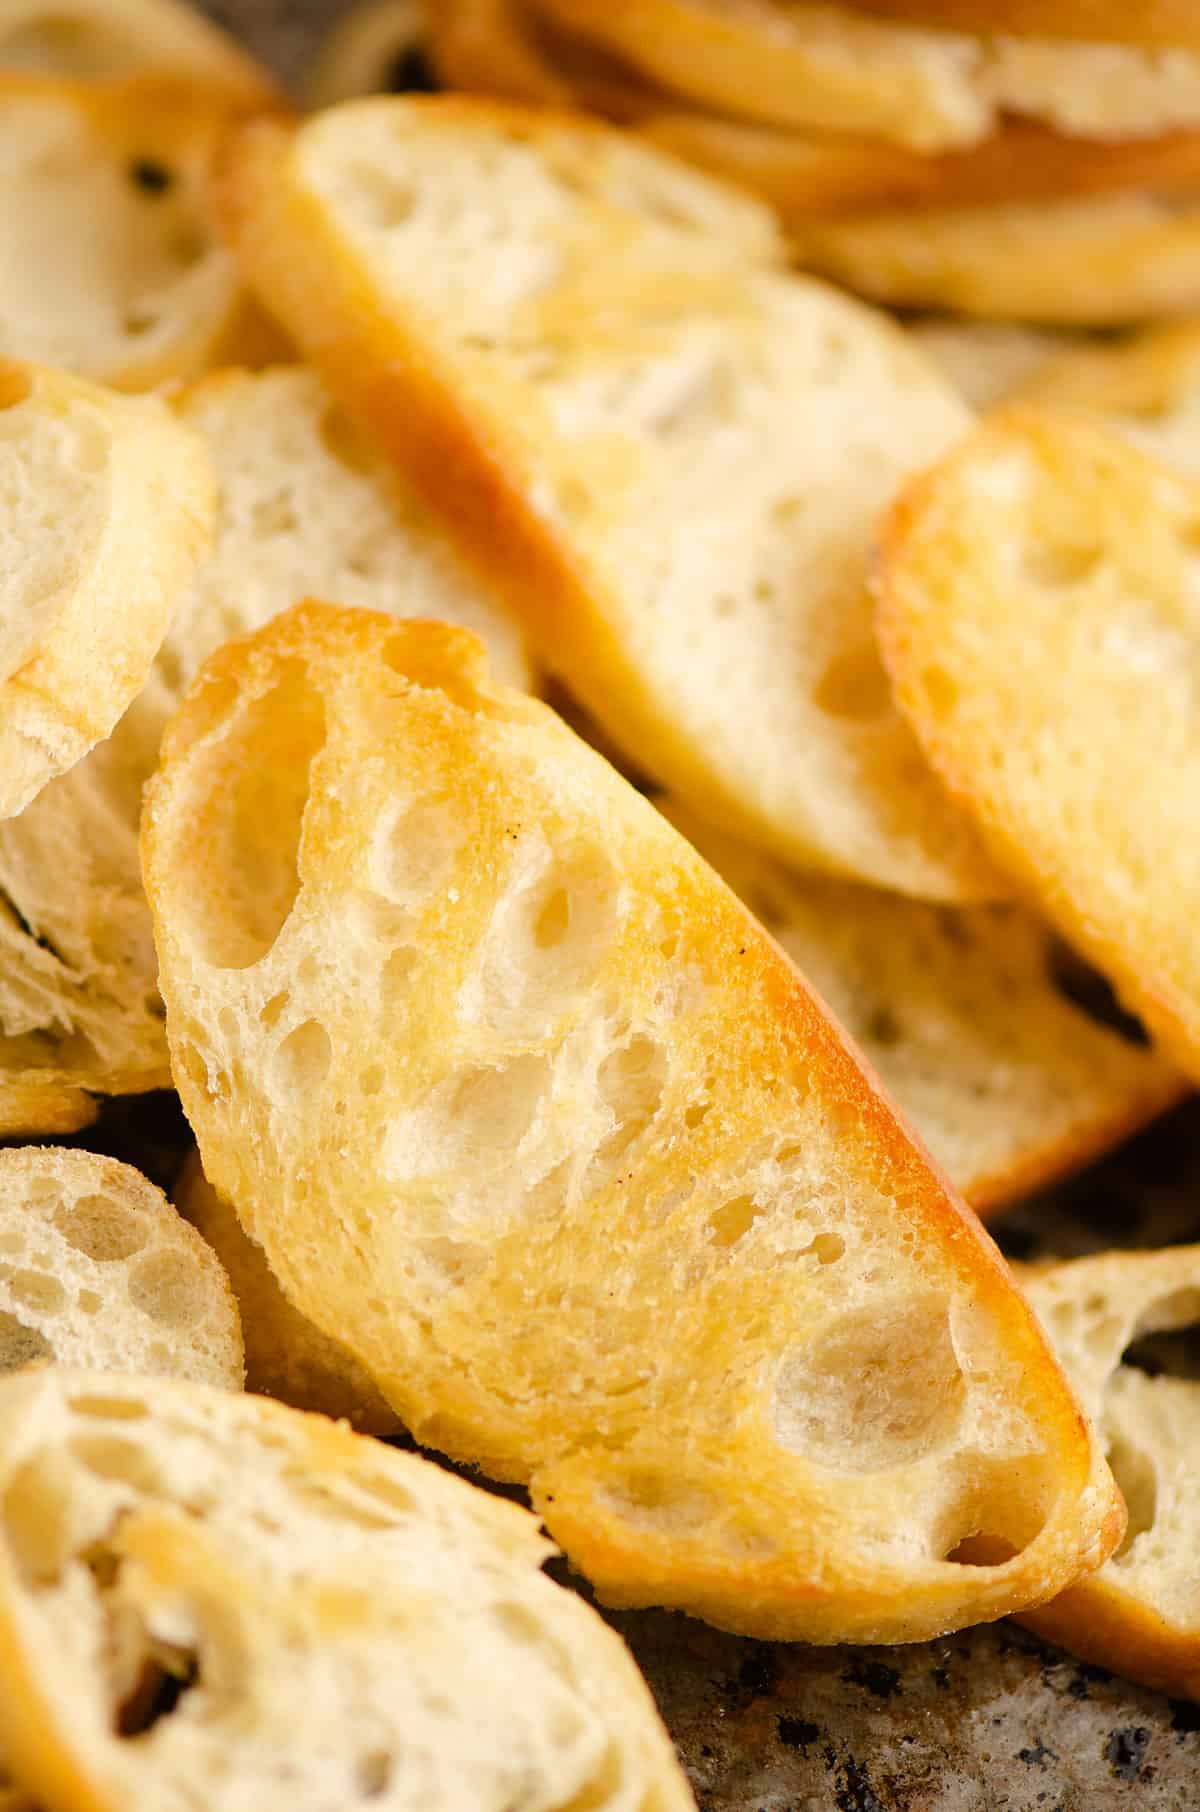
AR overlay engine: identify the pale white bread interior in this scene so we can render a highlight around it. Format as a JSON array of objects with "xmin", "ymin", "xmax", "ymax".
[
  {"xmin": 876, "ymin": 405, "xmax": 1200, "ymax": 1084},
  {"xmin": 794, "ymin": 192, "xmax": 1200, "ymax": 326},
  {"xmin": 304, "ymin": 0, "xmax": 426, "ymax": 107},
  {"xmin": 0, "ymin": 736, "xmax": 175, "ymax": 1136},
  {"xmin": 661, "ymin": 802, "xmax": 1186, "ymax": 1214},
  {"xmin": 1018, "ymin": 1248, "xmax": 1200, "ymax": 1701},
  {"xmin": 532, "ymin": 0, "xmax": 1200, "ymax": 152},
  {"xmin": 0, "ymin": 0, "xmax": 278, "ymax": 104},
  {"xmin": 910, "ymin": 319, "xmax": 1079, "ymax": 410},
  {"xmin": 0, "ymin": 1366, "xmax": 694, "ymax": 1812},
  {"xmin": 0, "ymin": 360, "xmax": 214, "ymax": 821},
  {"xmin": 1018, "ymin": 319, "xmax": 1200, "ymax": 475},
  {"xmin": 222, "ymin": 97, "xmax": 998, "ymax": 901},
  {"xmin": 142, "ymin": 602, "xmax": 1121, "ymax": 1643},
  {"xmin": 0, "ymin": 74, "xmax": 270, "ymax": 391},
  {"xmin": 0, "ymin": 1148, "xmax": 242, "ymax": 1391},
  {"xmin": 843, "ymin": 0, "xmax": 1200, "ymax": 51},
  {"xmin": 175, "ymin": 1152, "xmax": 399, "ymax": 1433}
]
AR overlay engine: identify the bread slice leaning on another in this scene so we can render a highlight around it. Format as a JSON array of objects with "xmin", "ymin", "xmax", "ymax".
[
  {"xmin": 221, "ymin": 96, "xmax": 998, "ymax": 902},
  {"xmin": 876, "ymin": 406, "xmax": 1200, "ymax": 1083},
  {"xmin": 142, "ymin": 603, "xmax": 1121, "ymax": 1643},
  {"xmin": 0, "ymin": 74, "xmax": 275, "ymax": 391},
  {"xmin": 0, "ymin": 360, "xmax": 213, "ymax": 820},
  {"xmin": 0, "ymin": 1367, "xmax": 694, "ymax": 1812},
  {"xmin": 175, "ymin": 1153, "xmax": 398, "ymax": 1432},
  {"xmin": 661, "ymin": 802, "xmax": 1186, "ymax": 1214},
  {"xmin": 0, "ymin": 1147, "xmax": 242, "ymax": 1389},
  {"xmin": 1018, "ymin": 1248, "xmax": 1200, "ymax": 1702},
  {"xmin": 0, "ymin": 0, "xmax": 279, "ymax": 104}
]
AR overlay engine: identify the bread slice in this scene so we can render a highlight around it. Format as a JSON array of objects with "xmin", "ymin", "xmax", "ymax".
[
  {"xmin": 0, "ymin": 0, "xmax": 279, "ymax": 104},
  {"xmin": 795, "ymin": 192, "xmax": 1200, "ymax": 324},
  {"xmin": 846, "ymin": 0, "xmax": 1200, "ymax": 50},
  {"xmin": 876, "ymin": 405, "xmax": 1200, "ymax": 1081},
  {"xmin": 0, "ymin": 1147, "xmax": 242, "ymax": 1389},
  {"xmin": 0, "ymin": 736, "xmax": 176, "ymax": 1135},
  {"xmin": 0, "ymin": 360, "xmax": 214, "ymax": 820},
  {"xmin": 305, "ymin": 0, "xmax": 428, "ymax": 106},
  {"xmin": 0, "ymin": 73, "xmax": 272, "ymax": 391},
  {"xmin": 1018, "ymin": 1248, "xmax": 1200, "ymax": 1701},
  {"xmin": 0, "ymin": 1367, "xmax": 694, "ymax": 1812},
  {"xmin": 221, "ymin": 97, "xmax": 999, "ymax": 901},
  {"xmin": 438, "ymin": 0, "xmax": 1200, "ymax": 218},
  {"xmin": 1018, "ymin": 319, "xmax": 1200, "ymax": 475},
  {"xmin": 911, "ymin": 319, "xmax": 1075, "ymax": 409},
  {"xmin": 533, "ymin": 0, "xmax": 1200, "ymax": 152},
  {"xmin": 175, "ymin": 1152, "xmax": 399, "ymax": 1432},
  {"xmin": 142, "ymin": 602, "xmax": 1122, "ymax": 1642},
  {"xmin": 661, "ymin": 802, "xmax": 1186, "ymax": 1213}
]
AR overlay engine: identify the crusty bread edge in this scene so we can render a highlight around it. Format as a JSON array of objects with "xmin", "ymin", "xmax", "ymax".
[{"xmin": 843, "ymin": 0, "xmax": 1200, "ymax": 49}]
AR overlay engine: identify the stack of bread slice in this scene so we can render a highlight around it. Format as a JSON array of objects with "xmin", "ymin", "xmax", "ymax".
[{"xmin": 405, "ymin": 0, "xmax": 1200, "ymax": 324}]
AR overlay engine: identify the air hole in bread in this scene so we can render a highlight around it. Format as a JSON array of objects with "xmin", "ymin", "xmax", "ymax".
[
  {"xmin": 1, "ymin": 1455, "xmax": 75, "ymax": 1582},
  {"xmin": 122, "ymin": 308, "xmax": 159, "ymax": 339},
  {"xmin": 593, "ymin": 1035, "xmax": 667, "ymax": 1168},
  {"xmin": 799, "ymin": 1232, "xmax": 846, "ymax": 1265},
  {"xmin": 943, "ymin": 1532, "xmax": 1020, "ymax": 1567},
  {"xmin": 127, "ymin": 1250, "xmax": 207, "ymax": 1329},
  {"xmin": 1106, "ymin": 1431, "xmax": 1158, "ymax": 1558},
  {"xmin": 0, "ymin": 1309, "xmax": 53, "ymax": 1371},
  {"xmin": 68, "ymin": 1435, "xmax": 164, "ymax": 1496},
  {"xmin": 1024, "ymin": 541, "xmax": 1102, "ymax": 589},
  {"xmin": 920, "ymin": 663, "xmax": 960, "ymax": 718},
  {"xmin": 707, "ymin": 1194, "xmax": 763, "ymax": 1249},
  {"xmin": 684, "ymin": 1099, "xmax": 711, "ymax": 1130},
  {"xmin": 1122, "ymin": 1309, "xmax": 1200, "ymax": 1382},
  {"xmin": 270, "ymin": 1018, "xmax": 333, "ymax": 1097},
  {"xmin": 0, "ymin": 364, "xmax": 32, "ymax": 410},
  {"xmin": 1046, "ymin": 940, "xmax": 1151, "ymax": 1046},
  {"xmin": 603, "ymin": 1471, "xmax": 716, "ymax": 1533},
  {"xmin": 56, "ymin": 1195, "xmax": 150, "ymax": 1263},
  {"xmin": 183, "ymin": 661, "xmax": 326, "ymax": 969},
  {"xmin": 773, "ymin": 1297, "xmax": 965, "ymax": 1472},
  {"xmin": 812, "ymin": 643, "xmax": 893, "ymax": 721},
  {"xmin": 8, "ymin": 1268, "xmax": 66, "ymax": 1316},
  {"xmin": 361, "ymin": 1062, "xmax": 385, "ymax": 1096},
  {"xmin": 475, "ymin": 848, "xmax": 620, "ymax": 1030},
  {"xmin": 114, "ymin": 1636, "xmax": 199, "ymax": 1739},
  {"xmin": 128, "ymin": 157, "xmax": 173, "ymax": 197},
  {"xmin": 346, "ymin": 1472, "xmax": 418, "ymax": 1519},
  {"xmin": 419, "ymin": 1235, "xmax": 481, "ymax": 1289},
  {"xmin": 356, "ymin": 1750, "xmax": 394, "ymax": 1798},
  {"xmin": 346, "ymin": 165, "xmax": 416, "ymax": 231},
  {"xmin": 318, "ymin": 403, "xmax": 376, "ymax": 476},
  {"xmin": 66, "ymin": 1394, "xmax": 149, "ymax": 1421},
  {"xmin": 390, "ymin": 1055, "xmax": 551, "ymax": 1182},
  {"xmin": 370, "ymin": 797, "xmax": 461, "ymax": 904},
  {"xmin": 78, "ymin": 1289, "xmax": 101, "ymax": 1315},
  {"xmin": 260, "ymin": 991, "xmax": 290, "ymax": 1030}
]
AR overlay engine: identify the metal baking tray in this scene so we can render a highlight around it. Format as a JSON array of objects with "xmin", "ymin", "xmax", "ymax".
[{"xmin": 176, "ymin": 6, "xmax": 1200, "ymax": 1801}]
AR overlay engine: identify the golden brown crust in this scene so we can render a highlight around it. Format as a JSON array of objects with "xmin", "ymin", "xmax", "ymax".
[
  {"xmin": 875, "ymin": 404, "xmax": 1200, "ymax": 1081},
  {"xmin": 1020, "ymin": 1570, "xmax": 1200, "ymax": 1702},
  {"xmin": 848, "ymin": 0, "xmax": 1200, "ymax": 49},
  {"xmin": 142, "ymin": 602, "xmax": 1122, "ymax": 1643}
]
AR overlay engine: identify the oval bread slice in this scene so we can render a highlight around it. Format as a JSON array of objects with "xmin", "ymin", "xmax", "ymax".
[
  {"xmin": 0, "ymin": 1147, "xmax": 242, "ymax": 1389},
  {"xmin": 534, "ymin": 0, "xmax": 1200, "ymax": 152},
  {"xmin": 0, "ymin": 360, "xmax": 213, "ymax": 819},
  {"xmin": 794, "ymin": 192, "xmax": 1200, "ymax": 325},
  {"xmin": 0, "ymin": 0, "xmax": 279, "ymax": 104},
  {"xmin": 0, "ymin": 73, "xmax": 267, "ymax": 391},
  {"xmin": 0, "ymin": 1366, "xmax": 694, "ymax": 1812},
  {"xmin": 661, "ymin": 802, "xmax": 1186, "ymax": 1213},
  {"xmin": 876, "ymin": 405, "xmax": 1200, "ymax": 1083},
  {"xmin": 1018, "ymin": 1248, "xmax": 1200, "ymax": 1702},
  {"xmin": 142, "ymin": 602, "xmax": 1121, "ymax": 1643},
  {"xmin": 175, "ymin": 1153, "xmax": 399, "ymax": 1432},
  {"xmin": 220, "ymin": 96, "xmax": 997, "ymax": 901}
]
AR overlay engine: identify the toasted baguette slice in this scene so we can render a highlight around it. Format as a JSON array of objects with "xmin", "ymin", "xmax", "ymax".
[
  {"xmin": 877, "ymin": 406, "xmax": 1200, "ymax": 1081},
  {"xmin": 438, "ymin": 0, "xmax": 1200, "ymax": 218},
  {"xmin": 0, "ymin": 1367, "xmax": 693, "ymax": 1812},
  {"xmin": 0, "ymin": 1147, "xmax": 242, "ymax": 1388},
  {"xmin": 534, "ymin": 0, "xmax": 1200, "ymax": 152},
  {"xmin": 1018, "ymin": 319, "xmax": 1200, "ymax": 475},
  {"xmin": 795, "ymin": 192, "xmax": 1200, "ymax": 325},
  {"xmin": 175, "ymin": 1153, "xmax": 399, "ymax": 1432},
  {"xmin": 0, "ymin": 74, "xmax": 270, "ymax": 391},
  {"xmin": 848, "ymin": 0, "xmax": 1200, "ymax": 50},
  {"xmin": 142, "ymin": 603, "xmax": 1121, "ymax": 1642},
  {"xmin": 0, "ymin": 0, "xmax": 279, "ymax": 103},
  {"xmin": 0, "ymin": 360, "xmax": 213, "ymax": 819},
  {"xmin": 1018, "ymin": 1248, "xmax": 1200, "ymax": 1701},
  {"xmin": 222, "ymin": 98, "xmax": 998, "ymax": 901},
  {"xmin": 911, "ymin": 319, "xmax": 1076, "ymax": 409},
  {"xmin": 662, "ymin": 803, "xmax": 1186, "ymax": 1213},
  {"xmin": 305, "ymin": 0, "xmax": 428, "ymax": 106}
]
